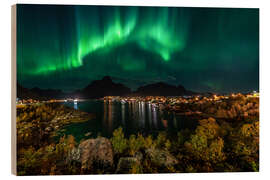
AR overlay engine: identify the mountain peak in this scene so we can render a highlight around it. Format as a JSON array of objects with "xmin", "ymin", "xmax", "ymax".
[
  {"xmin": 82, "ymin": 76, "xmax": 131, "ymax": 98},
  {"xmin": 136, "ymin": 82, "xmax": 189, "ymax": 96},
  {"xmin": 102, "ymin": 76, "xmax": 112, "ymax": 82}
]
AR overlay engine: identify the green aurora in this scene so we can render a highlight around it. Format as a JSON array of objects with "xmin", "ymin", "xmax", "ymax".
[{"xmin": 17, "ymin": 5, "xmax": 259, "ymax": 93}]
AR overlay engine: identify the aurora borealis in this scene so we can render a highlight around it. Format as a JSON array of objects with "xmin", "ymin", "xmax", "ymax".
[{"xmin": 17, "ymin": 4, "xmax": 259, "ymax": 93}]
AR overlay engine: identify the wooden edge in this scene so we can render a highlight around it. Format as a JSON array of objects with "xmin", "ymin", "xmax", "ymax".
[{"xmin": 11, "ymin": 4, "xmax": 17, "ymax": 175}]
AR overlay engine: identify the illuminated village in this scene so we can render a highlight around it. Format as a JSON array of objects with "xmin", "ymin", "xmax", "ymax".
[{"xmin": 18, "ymin": 91, "xmax": 259, "ymax": 121}]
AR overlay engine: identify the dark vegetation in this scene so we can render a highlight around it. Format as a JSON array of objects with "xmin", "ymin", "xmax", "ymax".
[{"xmin": 16, "ymin": 97, "xmax": 259, "ymax": 175}]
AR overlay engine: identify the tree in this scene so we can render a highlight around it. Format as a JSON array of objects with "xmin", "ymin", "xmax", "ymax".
[{"xmin": 110, "ymin": 127, "xmax": 127, "ymax": 154}]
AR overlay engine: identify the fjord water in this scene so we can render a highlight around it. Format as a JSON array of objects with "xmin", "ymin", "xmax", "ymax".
[{"xmin": 60, "ymin": 100, "xmax": 197, "ymax": 141}]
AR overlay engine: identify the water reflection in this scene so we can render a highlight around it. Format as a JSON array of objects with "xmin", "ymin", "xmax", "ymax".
[
  {"xmin": 148, "ymin": 103, "xmax": 152, "ymax": 127},
  {"xmin": 173, "ymin": 112, "xmax": 177, "ymax": 128},
  {"xmin": 121, "ymin": 103, "xmax": 125, "ymax": 126},
  {"xmin": 74, "ymin": 102, "xmax": 78, "ymax": 110},
  {"xmin": 152, "ymin": 105, "xmax": 158, "ymax": 128},
  {"xmin": 63, "ymin": 100, "xmax": 198, "ymax": 139},
  {"xmin": 139, "ymin": 102, "xmax": 145, "ymax": 128},
  {"xmin": 162, "ymin": 119, "xmax": 168, "ymax": 128},
  {"xmin": 108, "ymin": 101, "xmax": 113, "ymax": 132},
  {"xmin": 102, "ymin": 101, "xmax": 161, "ymax": 131},
  {"xmin": 103, "ymin": 101, "xmax": 113, "ymax": 133}
]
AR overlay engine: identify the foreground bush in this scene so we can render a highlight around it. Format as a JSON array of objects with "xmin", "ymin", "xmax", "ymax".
[
  {"xmin": 184, "ymin": 118, "xmax": 226, "ymax": 165},
  {"xmin": 17, "ymin": 119, "xmax": 259, "ymax": 174},
  {"xmin": 110, "ymin": 127, "xmax": 128, "ymax": 155},
  {"xmin": 17, "ymin": 135, "xmax": 80, "ymax": 175}
]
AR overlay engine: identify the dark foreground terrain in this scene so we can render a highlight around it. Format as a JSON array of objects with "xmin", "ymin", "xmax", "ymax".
[{"xmin": 16, "ymin": 95, "xmax": 259, "ymax": 175}]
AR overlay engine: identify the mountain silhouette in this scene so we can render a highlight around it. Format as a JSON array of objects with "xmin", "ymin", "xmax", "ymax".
[
  {"xmin": 135, "ymin": 82, "xmax": 194, "ymax": 96},
  {"xmin": 17, "ymin": 77, "xmax": 196, "ymax": 100},
  {"xmin": 80, "ymin": 76, "xmax": 131, "ymax": 98},
  {"xmin": 17, "ymin": 83, "xmax": 65, "ymax": 100}
]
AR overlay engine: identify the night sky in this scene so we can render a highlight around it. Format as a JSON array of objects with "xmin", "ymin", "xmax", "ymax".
[{"xmin": 17, "ymin": 4, "xmax": 259, "ymax": 93}]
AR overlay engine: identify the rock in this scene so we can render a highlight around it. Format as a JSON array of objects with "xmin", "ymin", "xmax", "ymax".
[
  {"xmin": 235, "ymin": 104, "xmax": 241, "ymax": 113},
  {"xmin": 145, "ymin": 148, "xmax": 178, "ymax": 167},
  {"xmin": 247, "ymin": 103, "xmax": 253, "ymax": 109},
  {"xmin": 216, "ymin": 109, "xmax": 228, "ymax": 118},
  {"xmin": 67, "ymin": 147, "xmax": 81, "ymax": 162},
  {"xmin": 227, "ymin": 110, "xmax": 234, "ymax": 119},
  {"xmin": 79, "ymin": 137, "xmax": 114, "ymax": 170},
  {"xmin": 207, "ymin": 107, "xmax": 216, "ymax": 114},
  {"xmin": 231, "ymin": 107, "xmax": 237, "ymax": 117},
  {"xmin": 116, "ymin": 157, "xmax": 142, "ymax": 174},
  {"xmin": 134, "ymin": 151, "xmax": 143, "ymax": 162},
  {"xmin": 242, "ymin": 106, "xmax": 247, "ymax": 112},
  {"xmin": 45, "ymin": 127, "xmax": 52, "ymax": 132},
  {"xmin": 84, "ymin": 132, "xmax": 91, "ymax": 137}
]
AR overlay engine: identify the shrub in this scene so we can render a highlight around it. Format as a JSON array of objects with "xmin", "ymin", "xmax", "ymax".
[
  {"xmin": 185, "ymin": 134, "xmax": 208, "ymax": 156},
  {"xmin": 185, "ymin": 165, "xmax": 197, "ymax": 173},
  {"xmin": 185, "ymin": 118, "xmax": 226, "ymax": 164},
  {"xmin": 136, "ymin": 133, "xmax": 146, "ymax": 149},
  {"xmin": 110, "ymin": 127, "xmax": 128, "ymax": 154},
  {"xmin": 130, "ymin": 161, "xmax": 143, "ymax": 174},
  {"xmin": 165, "ymin": 139, "xmax": 171, "ymax": 151},
  {"xmin": 196, "ymin": 117, "xmax": 220, "ymax": 139},
  {"xmin": 177, "ymin": 131, "xmax": 185, "ymax": 145},
  {"xmin": 155, "ymin": 131, "xmax": 167, "ymax": 149},
  {"xmin": 128, "ymin": 134, "xmax": 143, "ymax": 156},
  {"xmin": 144, "ymin": 135, "xmax": 155, "ymax": 149},
  {"xmin": 17, "ymin": 135, "xmax": 80, "ymax": 175},
  {"xmin": 207, "ymin": 137, "xmax": 226, "ymax": 163},
  {"xmin": 250, "ymin": 160, "xmax": 259, "ymax": 172},
  {"xmin": 17, "ymin": 147, "xmax": 43, "ymax": 175},
  {"xmin": 232, "ymin": 121, "xmax": 259, "ymax": 157},
  {"xmin": 185, "ymin": 134, "xmax": 226, "ymax": 164},
  {"xmin": 240, "ymin": 122, "xmax": 259, "ymax": 138}
]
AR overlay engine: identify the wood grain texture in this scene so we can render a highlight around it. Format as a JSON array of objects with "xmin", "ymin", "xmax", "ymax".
[{"xmin": 11, "ymin": 4, "xmax": 17, "ymax": 175}]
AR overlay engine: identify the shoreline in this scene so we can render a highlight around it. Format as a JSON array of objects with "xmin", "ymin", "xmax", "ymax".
[{"xmin": 16, "ymin": 103, "xmax": 95, "ymax": 148}]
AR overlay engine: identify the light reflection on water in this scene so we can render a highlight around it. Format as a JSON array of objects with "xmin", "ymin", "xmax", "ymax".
[
  {"xmin": 62, "ymin": 100, "xmax": 197, "ymax": 140},
  {"xmin": 102, "ymin": 100, "xmax": 155, "ymax": 130},
  {"xmin": 74, "ymin": 102, "xmax": 78, "ymax": 110},
  {"xmin": 121, "ymin": 103, "xmax": 125, "ymax": 126}
]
